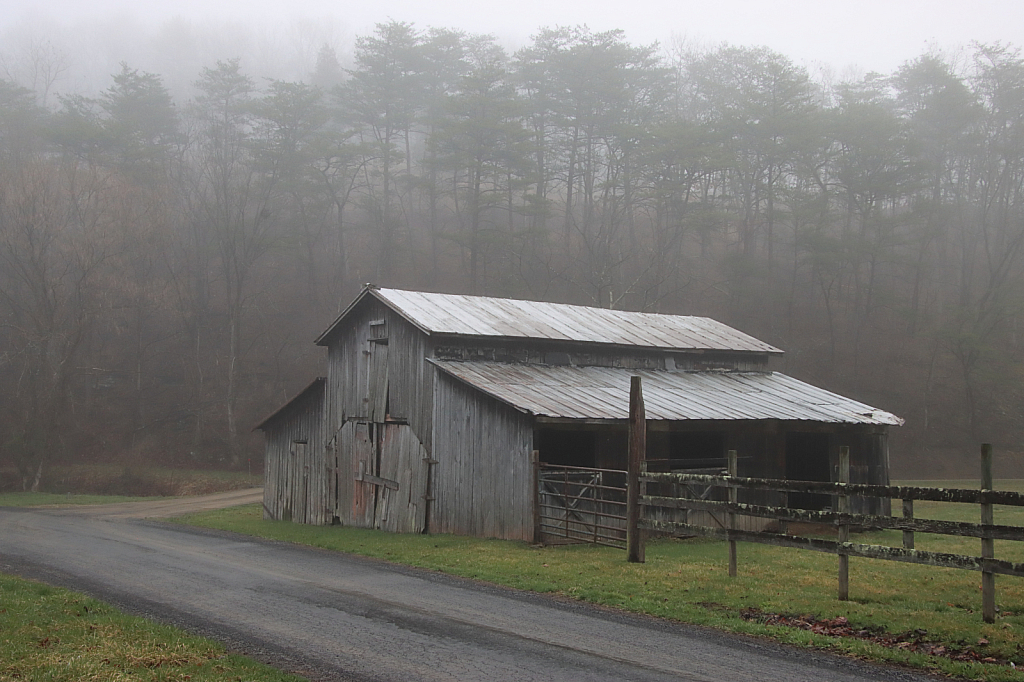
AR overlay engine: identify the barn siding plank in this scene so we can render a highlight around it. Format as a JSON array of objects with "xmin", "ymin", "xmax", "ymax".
[
  {"xmin": 433, "ymin": 372, "xmax": 534, "ymax": 541},
  {"xmin": 258, "ymin": 379, "xmax": 326, "ymax": 524},
  {"xmin": 387, "ymin": 312, "xmax": 434, "ymax": 455}
]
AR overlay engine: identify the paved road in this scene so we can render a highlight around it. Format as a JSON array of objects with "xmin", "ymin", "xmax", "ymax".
[{"xmin": 0, "ymin": 496, "xmax": 942, "ymax": 682}]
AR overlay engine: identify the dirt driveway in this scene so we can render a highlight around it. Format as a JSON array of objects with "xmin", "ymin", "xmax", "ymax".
[{"xmin": 50, "ymin": 487, "xmax": 265, "ymax": 519}]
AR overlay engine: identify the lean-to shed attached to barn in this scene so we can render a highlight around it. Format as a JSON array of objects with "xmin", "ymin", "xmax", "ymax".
[
  {"xmin": 259, "ymin": 285, "xmax": 903, "ymax": 540},
  {"xmin": 255, "ymin": 377, "xmax": 328, "ymax": 525}
]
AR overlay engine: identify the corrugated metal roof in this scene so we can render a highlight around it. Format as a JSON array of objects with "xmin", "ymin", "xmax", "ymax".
[
  {"xmin": 429, "ymin": 361, "xmax": 903, "ymax": 425},
  {"xmin": 317, "ymin": 286, "xmax": 782, "ymax": 353}
]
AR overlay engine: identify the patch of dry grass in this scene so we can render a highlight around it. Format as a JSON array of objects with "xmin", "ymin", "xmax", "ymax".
[{"xmin": 0, "ymin": 465, "xmax": 260, "ymax": 499}]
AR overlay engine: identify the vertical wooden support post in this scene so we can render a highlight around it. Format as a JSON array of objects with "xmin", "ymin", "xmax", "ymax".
[
  {"xmin": 728, "ymin": 449, "xmax": 738, "ymax": 577},
  {"xmin": 779, "ymin": 490, "xmax": 789, "ymax": 536},
  {"xmin": 902, "ymin": 499, "xmax": 915, "ymax": 550},
  {"xmin": 981, "ymin": 443, "xmax": 995, "ymax": 624},
  {"xmin": 838, "ymin": 445, "xmax": 850, "ymax": 601},
  {"xmin": 563, "ymin": 466, "xmax": 570, "ymax": 540},
  {"xmin": 627, "ymin": 375, "xmax": 646, "ymax": 563},
  {"xmin": 532, "ymin": 450, "xmax": 542, "ymax": 544}
]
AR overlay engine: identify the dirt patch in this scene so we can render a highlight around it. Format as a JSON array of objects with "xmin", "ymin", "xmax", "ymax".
[
  {"xmin": 52, "ymin": 488, "xmax": 265, "ymax": 519},
  {"xmin": 739, "ymin": 607, "xmax": 1015, "ymax": 666}
]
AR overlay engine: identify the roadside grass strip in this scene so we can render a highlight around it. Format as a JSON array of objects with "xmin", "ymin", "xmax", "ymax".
[
  {"xmin": 0, "ymin": 574, "xmax": 305, "ymax": 682},
  {"xmin": 177, "ymin": 484, "xmax": 1024, "ymax": 682}
]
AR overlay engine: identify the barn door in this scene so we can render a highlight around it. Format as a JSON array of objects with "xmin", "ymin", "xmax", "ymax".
[
  {"xmin": 350, "ymin": 422, "xmax": 376, "ymax": 527},
  {"xmin": 341, "ymin": 421, "xmax": 429, "ymax": 532},
  {"xmin": 340, "ymin": 420, "xmax": 400, "ymax": 530},
  {"xmin": 373, "ymin": 424, "xmax": 428, "ymax": 533}
]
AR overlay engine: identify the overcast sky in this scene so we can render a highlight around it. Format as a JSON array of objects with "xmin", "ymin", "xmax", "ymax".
[{"xmin": 5, "ymin": 0, "xmax": 1024, "ymax": 76}]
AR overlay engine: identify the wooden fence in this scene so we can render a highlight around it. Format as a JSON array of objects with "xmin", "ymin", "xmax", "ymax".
[{"xmin": 628, "ymin": 443, "xmax": 1024, "ymax": 623}]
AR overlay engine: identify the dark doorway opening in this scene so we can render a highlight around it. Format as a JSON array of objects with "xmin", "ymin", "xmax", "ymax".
[
  {"xmin": 785, "ymin": 432, "xmax": 831, "ymax": 510},
  {"xmin": 536, "ymin": 429, "xmax": 597, "ymax": 468},
  {"xmin": 669, "ymin": 431, "xmax": 725, "ymax": 469}
]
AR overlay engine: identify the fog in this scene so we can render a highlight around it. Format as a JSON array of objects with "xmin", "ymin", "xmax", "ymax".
[
  {"xmin": 6, "ymin": 0, "xmax": 1024, "ymax": 82},
  {"xmin": 2, "ymin": 0, "xmax": 1024, "ymax": 489}
]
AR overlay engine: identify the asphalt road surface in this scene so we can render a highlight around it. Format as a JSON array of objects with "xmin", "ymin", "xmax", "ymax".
[{"xmin": 0, "ymin": 494, "xmax": 944, "ymax": 682}]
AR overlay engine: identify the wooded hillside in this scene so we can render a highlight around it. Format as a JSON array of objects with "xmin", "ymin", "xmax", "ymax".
[{"xmin": 2, "ymin": 22, "xmax": 1022, "ymax": 484}]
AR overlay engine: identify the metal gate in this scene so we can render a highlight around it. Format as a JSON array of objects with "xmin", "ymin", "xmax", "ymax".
[{"xmin": 536, "ymin": 464, "xmax": 627, "ymax": 548}]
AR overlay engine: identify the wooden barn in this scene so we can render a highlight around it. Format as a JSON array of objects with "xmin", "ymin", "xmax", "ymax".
[{"xmin": 257, "ymin": 286, "xmax": 902, "ymax": 541}]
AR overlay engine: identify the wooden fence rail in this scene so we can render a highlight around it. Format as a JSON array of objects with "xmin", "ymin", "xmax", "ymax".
[{"xmin": 628, "ymin": 442, "xmax": 1024, "ymax": 623}]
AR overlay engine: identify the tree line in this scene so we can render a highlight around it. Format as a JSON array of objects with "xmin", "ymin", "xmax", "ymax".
[{"xmin": 2, "ymin": 21, "xmax": 1023, "ymax": 487}]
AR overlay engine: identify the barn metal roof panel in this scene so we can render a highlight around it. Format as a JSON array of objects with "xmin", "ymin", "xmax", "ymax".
[
  {"xmin": 371, "ymin": 288, "xmax": 782, "ymax": 353},
  {"xmin": 316, "ymin": 286, "xmax": 781, "ymax": 353},
  {"xmin": 429, "ymin": 361, "xmax": 902, "ymax": 425}
]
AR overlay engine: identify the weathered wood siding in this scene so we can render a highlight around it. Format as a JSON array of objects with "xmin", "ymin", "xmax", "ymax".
[
  {"xmin": 434, "ymin": 338, "xmax": 771, "ymax": 372},
  {"xmin": 325, "ymin": 298, "xmax": 385, "ymax": 433},
  {"xmin": 323, "ymin": 300, "xmax": 434, "ymax": 441},
  {"xmin": 375, "ymin": 423, "xmax": 429, "ymax": 533},
  {"xmin": 386, "ymin": 310, "xmax": 434, "ymax": 454},
  {"xmin": 261, "ymin": 380, "xmax": 328, "ymax": 525},
  {"xmin": 831, "ymin": 428, "xmax": 891, "ymax": 516},
  {"xmin": 324, "ymin": 298, "xmax": 434, "ymax": 529},
  {"xmin": 334, "ymin": 420, "xmax": 429, "ymax": 533},
  {"xmin": 432, "ymin": 371, "xmax": 534, "ymax": 540},
  {"xmin": 337, "ymin": 420, "xmax": 374, "ymax": 527}
]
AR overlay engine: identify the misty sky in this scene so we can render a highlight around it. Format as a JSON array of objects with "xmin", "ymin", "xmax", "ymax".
[{"xmin": 7, "ymin": 0, "xmax": 1024, "ymax": 75}]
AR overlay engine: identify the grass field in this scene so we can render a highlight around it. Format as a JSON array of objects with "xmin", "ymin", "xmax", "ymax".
[
  {"xmin": 176, "ymin": 480, "xmax": 1024, "ymax": 681},
  {"xmin": 0, "ymin": 492, "xmax": 166, "ymax": 506},
  {"xmin": 0, "ymin": 573, "xmax": 304, "ymax": 682},
  {"xmin": 0, "ymin": 464, "xmax": 260, "ymax": 498}
]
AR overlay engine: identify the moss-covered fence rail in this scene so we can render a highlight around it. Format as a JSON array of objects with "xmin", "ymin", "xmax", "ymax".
[{"xmin": 630, "ymin": 444, "xmax": 1024, "ymax": 623}]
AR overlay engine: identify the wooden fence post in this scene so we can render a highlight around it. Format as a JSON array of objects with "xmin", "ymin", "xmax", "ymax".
[
  {"xmin": 563, "ymin": 466, "xmax": 570, "ymax": 540},
  {"xmin": 981, "ymin": 443, "xmax": 995, "ymax": 623},
  {"xmin": 902, "ymin": 499, "xmax": 914, "ymax": 550},
  {"xmin": 627, "ymin": 375, "xmax": 646, "ymax": 563},
  {"xmin": 532, "ymin": 450, "xmax": 542, "ymax": 544},
  {"xmin": 838, "ymin": 445, "xmax": 850, "ymax": 601},
  {"xmin": 728, "ymin": 449, "xmax": 738, "ymax": 577}
]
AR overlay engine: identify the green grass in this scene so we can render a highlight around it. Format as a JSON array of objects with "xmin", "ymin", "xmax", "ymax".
[
  {"xmin": 177, "ymin": 482, "xmax": 1024, "ymax": 681},
  {"xmin": 0, "ymin": 492, "xmax": 165, "ymax": 507},
  {"xmin": 0, "ymin": 572, "xmax": 304, "ymax": 682},
  {"xmin": 868, "ymin": 480, "xmax": 1024, "ymax": 559},
  {"xmin": 0, "ymin": 464, "xmax": 261, "ymax": 499}
]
